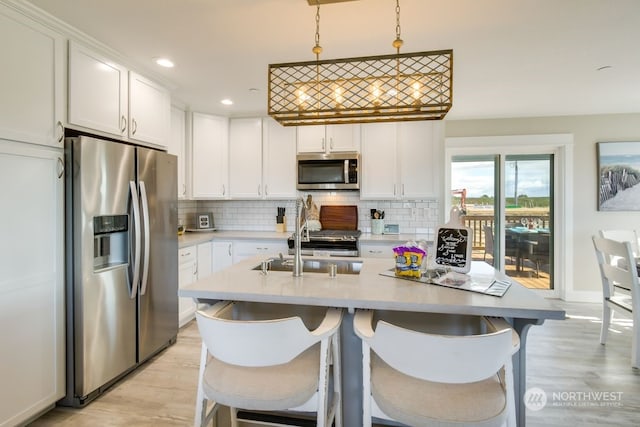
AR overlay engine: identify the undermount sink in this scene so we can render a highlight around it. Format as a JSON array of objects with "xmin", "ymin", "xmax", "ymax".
[{"xmin": 252, "ymin": 258, "xmax": 362, "ymax": 275}]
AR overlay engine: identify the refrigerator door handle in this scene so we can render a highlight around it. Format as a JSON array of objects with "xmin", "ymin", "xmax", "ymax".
[
  {"xmin": 129, "ymin": 180, "xmax": 141, "ymax": 299},
  {"xmin": 139, "ymin": 180, "xmax": 151, "ymax": 295}
]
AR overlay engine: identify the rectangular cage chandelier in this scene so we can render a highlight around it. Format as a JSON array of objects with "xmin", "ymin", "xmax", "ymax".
[{"xmin": 268, "ymin": 49, "xmax": 453, "ymax": 126}]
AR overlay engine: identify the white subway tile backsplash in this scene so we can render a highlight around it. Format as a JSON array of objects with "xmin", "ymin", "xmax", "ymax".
[{"xmin": 178, "ymin": 193, "xmax": 439, "ymax": 234}]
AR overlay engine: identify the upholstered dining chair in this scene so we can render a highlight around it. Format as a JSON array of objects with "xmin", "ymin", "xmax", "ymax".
[
  {"xmin": 194, "ymin": 301, "xmax": 343, "ymax": 427},
  {"xmin": 354, "ymin": 310, "xmax": 520, "ymax": 427},
  {"xmin": 592, "ymin": 236, "xmax": 639, "ymax": 368}
]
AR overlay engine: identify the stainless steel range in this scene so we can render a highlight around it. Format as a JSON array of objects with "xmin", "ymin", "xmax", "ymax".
[
  {"xmin": 287, "ymin": 204, "xmax": 361, "ymax": 257},
  {"xmin": 287, "ymin": 229, "xmax": 361, "ymax": 257}
]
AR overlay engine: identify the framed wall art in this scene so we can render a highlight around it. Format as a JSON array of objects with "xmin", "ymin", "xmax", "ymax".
[{"xmin": 597, "ymin": 141, "xmax": 640, "ymax": 211}]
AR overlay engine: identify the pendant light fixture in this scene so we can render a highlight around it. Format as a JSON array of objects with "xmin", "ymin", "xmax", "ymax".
[{"xmin": 268, "ymin": 0, "xmax": 453, "ymax": 126}]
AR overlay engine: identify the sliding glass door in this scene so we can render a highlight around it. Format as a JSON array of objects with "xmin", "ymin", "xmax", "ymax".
[{"xmin": 451, "ymin": 154, "xmax": 554, "ymax": 290}]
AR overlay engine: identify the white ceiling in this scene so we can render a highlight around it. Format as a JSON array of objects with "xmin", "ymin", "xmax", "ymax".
[{"xmin": 28, "ymin": 0, "xmax": 640, "ymax": 120}]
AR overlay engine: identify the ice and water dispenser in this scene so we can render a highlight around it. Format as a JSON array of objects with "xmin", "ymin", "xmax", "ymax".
[{"xmin": 93, "ymin": 215, "xmax": 129, "ymax": 271}]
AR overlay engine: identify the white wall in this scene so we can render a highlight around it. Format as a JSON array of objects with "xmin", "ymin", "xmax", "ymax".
[{"xmin": 445, "ymin": 112, "xmax": 640, "ymax": 300}]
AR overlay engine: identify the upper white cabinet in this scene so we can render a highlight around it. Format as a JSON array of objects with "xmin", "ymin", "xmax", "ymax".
[
  {"xmin": 360, "ymin": 123, "xmax": 398, "ymax": 199},
  {"xmin": 0, "ymin": 4, "xmax": 64, "ymax": 147},
  {"xmin": 297, "ymin": 124, "xmax": 360, "ymax": 153},
  {"xmin": 169, "ymin": 106, "xmax": 187, "ymax": 199},
  {"xmin": 191, "ymin": 112, "xmax": 229, "ymax": 199},
  {"xmin": 68, "ymin": 41, "xmax": 127, "ymax": 138},
  {"xmin": 0, "ymin": 140, "xmax": 65, "ymax": 426},
  {"xmin": 68, "ymin": 41, "xmax": 170, "ymax": 148},
  {"xmin": 397, "ymin": 121, "xmax": 442, "ymax": 199},
  {"xmin": 263, "ymin": 117, "xmax": 297, "ymax": 199},
  {"xmin": 229, "ymin": 118, "xmax": 263, "ymax": 198},
  {"xmin": 128, "ymin": 71, "xmax": 170, "ymax": 146},
  {"xmin": 229, "ymin": 117, "xmax": 296, "ymax": 199},
  {"xmin": 360, "ymin": 121, "xmax": 442, "ymax": 200}
]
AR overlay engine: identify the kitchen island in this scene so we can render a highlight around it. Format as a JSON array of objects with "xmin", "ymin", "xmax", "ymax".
[{"xmin": 180, "ymin": 256, "xmax": 565, "ymax": 426}]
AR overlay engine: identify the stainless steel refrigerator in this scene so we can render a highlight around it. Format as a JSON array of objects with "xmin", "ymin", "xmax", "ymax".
[{"xmin": 62, "ymin": 135, "xmax": 178, "ymax": 407}]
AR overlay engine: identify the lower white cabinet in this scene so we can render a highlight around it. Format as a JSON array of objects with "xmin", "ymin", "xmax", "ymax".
[
  {"xmin": 233, "ymin": 239, "xmax": 289, "ymax": 264},
  {"xmin": 213, "ymin": 241, "xmax": 234, "ymax": 271},
  {"xmin": 197, "ymin": 242, "xmax": 213, "ymax": 278},
  {"xmin": 0, "ymin": 140, "xmax": 65, "ymax": 426},
  {"xmin": 360, "ymin": 242, "xmax": 396, "ymax": 259},
  {"xmin": 178, "ymin": 246, "xmax": 198, "ymax": 327}
]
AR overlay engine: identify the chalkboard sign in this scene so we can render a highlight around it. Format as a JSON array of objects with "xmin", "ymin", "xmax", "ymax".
[{"xmin": 434, "ymin": 225, "xmax": 473, "ymax": 273}]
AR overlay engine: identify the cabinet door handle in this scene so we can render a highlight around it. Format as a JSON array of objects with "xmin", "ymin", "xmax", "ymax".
[
  {"xmin": 181, "ymin": 251, "xmax": 192, "ymax": 257},
  {"xmin": 228, "ymin": 244, "xmax": 232, "ymax": 256},
  {"xmin": 258, "ymin": 184, "xmax": 261, "ymax": 196},
  {"xmin": 222, "ymin": 184, "xmax": 226, "ymax": 195},
  {"xmin": 131, "ymin": 118, "xmax": 138, "ymax": 135},
  {"xmin": 264, "ymin": 184, "xmax": 268, "ymax": 196},
  {"xmin": 321, "ymin": 137, "xmax": 325, "ymax": 151},
  {"xmin": 56, "ymin": 121, "xmax": 64, "ymax": 143},
  {"xmin": 182, "ymin": 184, "xmax": 186, "ymax": 196},
  {"xmin": 330, "ymin": 137, "xmax": 334, "ymax": 150},
  {"xmin": 57, "ymin": 157, "xmax": 64, "ymax": 179},
  {"xmin": 369, "ymin": 250, "xmax": 382, "ymax": 254},
  {"xmin": 402, "ymin": 183, "xmax": 405, "ymax": 196},
  {"xmin": 393, "ymin": 184, "xmax": 397, "ymax": 196},
  {"xmin": 121, "ymin": 116, "xmax": 127, "ymax": 133}
]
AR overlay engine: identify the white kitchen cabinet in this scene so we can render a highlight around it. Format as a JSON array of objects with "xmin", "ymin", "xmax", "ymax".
[
  {"xmin": 68, "ymin": 40, "xmax": 128, "ymax": 138},
  {"xmin": 169, "ymin": 106, "xmax": 187, "ymax": 199},
  {"xmin": 0, "ymin": 141, "xmax": 65, "ymax": 427},
  {"xmin": 213, "ymin": 241, "xmax": 234, "ymax": 271},
  {"xmin": 229, "ymin": 117, "xmax": 297, "ymax": 199},
  {"xmin": 397, "ymin": 121, "xmax": 442, "ymax": 199},
  {"xmin": 229, "ymin": 118, "xmax": 263, "ymax": 198},
  {"xmin": 263, "ymin": 117, "xmax": 297, "ymax": 199},
  {"xmin": 360, "ymin": 241, "xmax": 396, "ymax": 259},
  {"xmin": 360, "ymin": 122, "xmax": 398, "ymax": 199},
  {"xmin": 360, "ymin": 121, "xmax": 442, "ymax": 200},
  {"xmin": 128, "ymin": 71, "xmax": 171, "ymax": 147},
  {"xmin": 0, "ymin": 3, "xmax": 65, "ymax": 148},
  {"xmin": 191, "ymin": 112, "xmax": 229, "ymax": 199},
  {"xmin": 197, "ymin": 241, "xmax": 213, "ymax": 278},
  {"xmin": 68, "ymin": 41, "xmax": 170, "ymax": 148},
  {"xmin": 297, "ymin": 124, "xmax": 360, "ymax": 153},
  {"xmin": 178, "ymin": 246, "xmax": 198, "ymax": 327},
  {"xmin": 232, "ymin": 239, "xmax": 289, "ymax": 264}
]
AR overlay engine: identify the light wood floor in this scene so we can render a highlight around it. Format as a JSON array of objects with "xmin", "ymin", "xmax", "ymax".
[{"xmin": 29, "ymin": 301, "xmax": 639, "ymax": 426}]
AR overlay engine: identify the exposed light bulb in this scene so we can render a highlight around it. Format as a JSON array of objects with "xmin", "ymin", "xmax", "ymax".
[{"xmin": 221, "ymin": 99, "xmax": 233, "ymax": 106}]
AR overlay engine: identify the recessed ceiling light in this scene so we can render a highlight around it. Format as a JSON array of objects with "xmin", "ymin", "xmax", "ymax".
[
  {"xmin": 155, "ymin": 58, "xmax": 174, "ymax": 68},
  {"xmin": 221, "ymin": 99, "xmax": 233, "ymax": 106}
]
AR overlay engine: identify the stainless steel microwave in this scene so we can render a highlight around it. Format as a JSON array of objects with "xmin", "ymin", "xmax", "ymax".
[{"xmin": 297, "ymin": 152, "xmax": 360, "ymax": 190}]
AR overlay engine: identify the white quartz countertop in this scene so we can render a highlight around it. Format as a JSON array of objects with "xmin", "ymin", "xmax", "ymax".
[
  {"xmin": 178, "ymin": 230, "xmax": 431, "ymax": 248},
  {"xmin": 180, "ymin": 257, "xmax": 565, "ymax": 320}
]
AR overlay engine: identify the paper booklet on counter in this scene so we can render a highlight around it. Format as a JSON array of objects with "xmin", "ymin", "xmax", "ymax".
[{"xmin": 379, "ymin": 269, "xmax": 512, "ymax": 297}]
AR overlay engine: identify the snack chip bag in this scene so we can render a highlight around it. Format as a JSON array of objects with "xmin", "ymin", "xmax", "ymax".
[{"xmin": 393, "ymin": 245, "xmax": 426, "ymax": 278}]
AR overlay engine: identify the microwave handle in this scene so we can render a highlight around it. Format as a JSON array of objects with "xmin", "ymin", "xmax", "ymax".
[{"xmin": 344, "ymin": 160, "xmax": 349, "ymax": 184}]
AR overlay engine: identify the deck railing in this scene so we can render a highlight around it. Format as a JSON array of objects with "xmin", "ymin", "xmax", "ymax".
[{"xmin": 463, "ymin": 213, "xmax": 551, "ymax": 249}]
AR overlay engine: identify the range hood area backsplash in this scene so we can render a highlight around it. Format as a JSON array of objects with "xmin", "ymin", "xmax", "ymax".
[{"xmin": 178, "ymin": 193, "xmax": 439, "ymax": 238}]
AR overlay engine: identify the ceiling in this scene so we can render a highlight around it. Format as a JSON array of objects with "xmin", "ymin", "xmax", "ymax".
[{"xmin": 28, "ymin": 0, "xmax": 640, "ymax": 120}]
